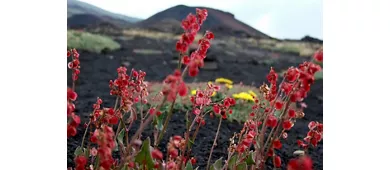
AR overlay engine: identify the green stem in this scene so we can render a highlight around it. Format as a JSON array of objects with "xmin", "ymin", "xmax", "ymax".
[
  {"xmin": 206, "ymin": 115, "xmax": 223, "ymax": 170},
  {"xmin": 80, "ymin": 121, "xmax": 90, "ymax": 149},
  {"xmin": 155, "ymin": 98, "xmax": 176, "ymax": 146}
]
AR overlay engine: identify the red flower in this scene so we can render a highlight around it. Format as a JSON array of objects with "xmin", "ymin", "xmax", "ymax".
[
  {"xmin": 74, "ymin": 155, "xmax": 87, "ymax": 170},
  {"xmin": 286, "ymin": 67, "xmax": 299, "ymax": 82},
  {"xmin": 274, "ymin": 156, "xmax": 282, "ymax": 168},
  {"xmin": 97, "ymin": 98, "xmax": 103, "ymax": 105},
  {"xmin": 297, "ymin": 140, "xmax": 304, "ymax": 147},
  {"xmin": 287, "ymin": 156, "xmax": 312, "ymax": 170},
  {"xmin": 267, "ymin": 149, "xmax": 274, "ymax": 156},
  {"xmin": 190, "ymin": 157, "xmax": 196, "ymax": 165},
  {"xmin": 223, "ymin": 99, "xmax": 231, "ymax": 107},
  {"xmin": 152, "ymin": 149, "xmax": 163, "ymax": 160},
  {"xmin": 228, "ymin": 97, "xmax": 236, "ymax": 105},
  {"xmin": 313, "ymin": 49, "xmax": 323, "ymax": 62},
  {"xmin": 128, "ymin": 162, "xmax": 135, "ymax": 168},
  {"xmin": 67, "ymin": 103, "xmax": 75, "ymax": 116},
  {"xmin": 266, "ymin": 115, "xmax": 278, "ymax": 128},
  {"xmin": 72, "ymin": 114, "xmax": 81, "ymax": 125},
  {"xmin": 275, "ymin": 100, "xmax": 284, "ymax": 110},
  {"xmin": 267, "ymin": 67, "xmax": 278, "ymax": 84},
  {"xmin": 149, "ymin": 108, "xmax": 155, "ymax": 115},
  {"xmin": 178, "ymin": 82, "xmax": 188, "ymax": 96},
  {"xmin": 67, "ymin": 124, "xmax": 77, "ymax": 137},
  {"xmin": 90, "ymin": 130, "xmax": 99, "ymax": 143},
  {"xmin": 281, "ymin": 82, "xmax": 293, "ymax": 94},
  {"xmin": 205, "ymin": 31, "xmax": 214, "ymax": 40},
  {"xmin": 196, "ymin": 8, "xmax": 208, "ymax": 24},
  {"xmin": 132, "ymin": 70, "xmax": 138, "ymax": 77},
  {"xmin": 193, "ymin": 108, "xmax": 201, "ymax": 115},
  {"xmin": 273, "ymin": 139, "xmax": 282, "ymax": 149},
  {"xmin": 67, "ymin": 88, "xmax": 78, "ymax": 101},
  {"xmin": 242, "ymin": 138, "xmax": 252, "ymax": 147},
  {"xmin": 283, "ymin": 120, "xmax": 293, "ymax": 130},
  {"xmin": 288, "ymin": 109, "xmax": 296, "ymax": 118},
  {"xmin": 213, "ymin": 105, "xmax": 220, "ymax": 114},
  {"xmin": 168, "ymin": 148, "xmax": 179, "ymax": 158},
  {"xmin": 108, "ymin": 116, "xmax": 118, "ymax": 125},
  {"xmin": 188, "ymin": 66, "xmax": 199, "ymax": 77},
  {"xmin": 182, "ymin": 55, "xmax": 190, "ymax": 65},
  {"xmin": 308, "ymin": 121, "xmax": 317, "ymax": 130}
]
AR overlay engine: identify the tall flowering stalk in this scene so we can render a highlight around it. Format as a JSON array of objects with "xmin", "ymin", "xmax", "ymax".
[{"xmin": 67, "ymin": 49, "xmax": 81, "ymax": 138}]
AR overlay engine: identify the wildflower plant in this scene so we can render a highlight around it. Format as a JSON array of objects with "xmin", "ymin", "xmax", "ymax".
[{"xmin": 67, "ymin": 8, "xmax": 323, "ymax": 170}]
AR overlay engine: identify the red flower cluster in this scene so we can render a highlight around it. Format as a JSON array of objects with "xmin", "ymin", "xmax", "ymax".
[
  {"xmin": 182, "ymin": 31, "xmax": 214, "ymax": 77},
  {"xmin": 265, "ymin": 68, "xmax": 278, "ymax": 101},
  {"xmin": 90, "ymin": 97, "xmax": 103, "ymax": 124},
  {"xmin": 67, "ymin": 49, "xmax": 80, "ymax": 81},
  {"xmin": 67, "ymin": 88, "xmax": 80, "ymax": 138},
  {"xmin": 177, "ymin": 8, "xmax": 208, "ymax": 53},
  {"xmin": 162, "ymin": 70, "xmax": 187, "ymax": 101},
  {"xmin": 164, "ymin": 135, "xmax": 190, "ymax": 169},
  {"xmin": 297, "ymin": 121, "xmax": 323, "ymax": 148},
  {"xmin": 90, "ymin": 98, "xmax": 120, "ymax": 126},
  {"xmin": 90, "ymin": 125, "xmax": 115, "ymax": 169},
  {"xmin": 109, "ymin": 67, "xmax": 149, "ymax": 112},
  {"xmin": 213, "ymin": 97, "xmax": 235, "ymax": 119},
  {"xmin": 236, "ymin": 130, "xmax": 256, "ymax": 153},
  {"xmin": 167, "ymin": 135, "xmax": 184, "ymax": 159},
  {"xmin": 287, "ymin": 156, "xmax": 313, "ymax": 170},
  {"xmin": 190, "ymin": 83, "xmax": 219, "ymax": 110}
]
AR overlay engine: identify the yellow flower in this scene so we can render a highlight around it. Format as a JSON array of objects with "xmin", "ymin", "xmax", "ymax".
[
  {"xmin": 191, "ymin": 90, "xmax": 216, "ymax": 96},
  {"xmin": 248, "ymin": 90, "xmax": 257, "ymax": 97},
  {"xmin": 191, "ymin": 90, "xmax": 197, "ymax": 95},
  {"xmin": 215, "ymin": 78, "xmax": 233, "ymax": 85},
  {"xmin": 225, "ymin": 84, "xmax": 233, "ymax": 89},
  {"xmin": 208, "ymin": 81, "xmax": 213, "ymax": 85},
  {"xmin": 232, "ymin": 92, "xmax": 255, "ymax": 102}
]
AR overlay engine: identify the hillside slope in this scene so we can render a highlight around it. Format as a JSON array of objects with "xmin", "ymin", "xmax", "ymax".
[{"xmin": 137, "ymin": 5, "xmax": 271, "ymax": 38}]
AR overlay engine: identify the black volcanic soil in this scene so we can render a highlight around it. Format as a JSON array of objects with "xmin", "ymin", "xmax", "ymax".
[{"xmin": 67, "ymin": 36, "xmax": 323, "ymax": 169}]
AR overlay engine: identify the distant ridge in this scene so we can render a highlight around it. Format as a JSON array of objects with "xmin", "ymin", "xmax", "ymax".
[{"xmin": 137, "ymin": 5, "xmax": 271, "ymax": 39}]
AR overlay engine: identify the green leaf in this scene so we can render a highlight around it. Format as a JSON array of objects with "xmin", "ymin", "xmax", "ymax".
[
  {"xmin": 94, "ymin": 156, "xmax": 100, "ymax": 169},
  {"xmin": 211, "ymin": 157, "xmax": 223, "ymax": 170},
  {"xmin": 135, "ymin": 138, "xmax": 154, "ymax": 170},
  {"xmin": 185, "ymin": 161, "xmax": 194, "ymax": 170},
  {"xmin": 236, "ymin": 163, "xmax": 247, "ymax": 170},
  {"xmin": 245, "ymin": 151, "xmax": 256, "ymax": 165},
  {"xmin": 83, "ymin": 147, "xmax": 90, "ymax": 158},
  {"xmin": 74, "ymin": 146, "xmax": 83, "ymax": 156},
  {"xmin": 274, "ymin": 110, "xmax": 282, "ymax": 117},
  {"xmin": 187, "ymin": 139, "xmax": 195, "ymax": 149},
  {"xmin": 117, "ymin": 128, "xmax": 125, "ymax": 145},
  {"xmin": 156, "ymin": 114, "xmax": 164, "ymax": 131},
  {"xmin": 228, "ymin": 154, "xmax": 238, "ymax": 170}
]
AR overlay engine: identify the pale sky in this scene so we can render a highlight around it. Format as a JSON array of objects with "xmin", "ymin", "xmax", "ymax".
[{"xmin": 78, "ymin": 0, "xmax": 323, "ymax": 39}]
